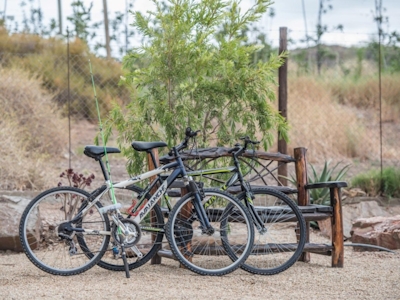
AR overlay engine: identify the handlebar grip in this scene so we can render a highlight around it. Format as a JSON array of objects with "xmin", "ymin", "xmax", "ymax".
[{"xmin": 185, "ymin": 127, "xmax": 192, "ymax": 137}]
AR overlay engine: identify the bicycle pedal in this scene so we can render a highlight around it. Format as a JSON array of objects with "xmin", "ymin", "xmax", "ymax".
[{"xmin": 69, "ymin": 242, "xmax": 77, "ymax": 256}]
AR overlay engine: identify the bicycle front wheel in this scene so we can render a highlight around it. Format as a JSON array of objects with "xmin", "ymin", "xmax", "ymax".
[
  {"xmin": 165, "ymin": 188, "xmax": 254, "ymax": 276},
  {"xmin": 237, "ymin": 187, "xmax": 306, "ymax": 275},
  {"xmin": 19, "ymin": 187, "xmax": 110, "ymax": 276}
]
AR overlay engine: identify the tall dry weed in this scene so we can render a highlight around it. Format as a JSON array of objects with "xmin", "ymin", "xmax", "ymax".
[{"xmin": 0, "ymin": 68, "xmax": 68, "ymax": 190}]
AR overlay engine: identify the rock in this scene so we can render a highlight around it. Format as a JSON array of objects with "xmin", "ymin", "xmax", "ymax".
[
  {"xmin": 317, "ymin": 219, "xmax": 332, "ymax": 239},
  {"xmin": 342, "ymin": 188, "xmax": 367, "ymax": 198},
  {"xmin": 342, "ymin": 200, "xmax": 392, "ymax": 239},
  {"xmin": 317, "ymin": 200, "xmax": 398, "ymax": 240},
  {"xmin": 0, "ymin": 194, "xmax": 41, "ymax": 252},
  {"xmin": 350, "ymin": 215, "xmax": 400, "ymax": 251}
]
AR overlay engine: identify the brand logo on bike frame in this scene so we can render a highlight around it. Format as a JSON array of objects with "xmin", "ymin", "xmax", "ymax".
[{"xmin": 139, "ymin": 181, "xmax": 167, "ymax": 220}]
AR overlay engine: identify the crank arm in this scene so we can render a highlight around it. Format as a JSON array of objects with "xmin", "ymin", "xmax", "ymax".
[{"xmin": 128, "ymin": 245, "xmax": 143, "ymax": 259}]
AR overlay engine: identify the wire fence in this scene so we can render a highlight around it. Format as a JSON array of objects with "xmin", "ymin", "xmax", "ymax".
[{"xmin": 1, "ymin": 31, "xmax": 399, "ymax": 182}]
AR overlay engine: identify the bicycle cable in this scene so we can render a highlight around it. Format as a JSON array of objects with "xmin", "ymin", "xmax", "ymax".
[{"xmin": 88, "ymin": 60, "xmax": 117, "ymax": 205}]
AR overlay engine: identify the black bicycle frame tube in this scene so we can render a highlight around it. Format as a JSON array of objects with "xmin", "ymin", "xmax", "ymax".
[
  {"xmin": 233, "ymin": 149, "xmax": 266, "ymax": 229},
  {"xmin": 171, "ymin": 146, "xmax": 212, "ymax": 231}
]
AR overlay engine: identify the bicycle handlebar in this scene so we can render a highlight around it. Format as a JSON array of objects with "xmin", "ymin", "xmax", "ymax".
[
  {"xmin": 228, "ymin": 136, "xmax": 260, "ymax": 156},
  {"xmin": 185, "ymin": 127, "xmax": 200, "ymax": 138},
  {"xmin": 171, "ymin": 129, "xmax": 258, "ymax": 158},
  {"xmin": 239, "ymin": 136, "xmax": 260, "ymax": 145},
  {"xmin": 170, "ymin": 127, "xmax": 200, "ymax": 155}
]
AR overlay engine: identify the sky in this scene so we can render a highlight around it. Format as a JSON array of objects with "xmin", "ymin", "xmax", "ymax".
[{"xmin": 2, "ymin": 0, "xmax": 400, "ymax": 55}]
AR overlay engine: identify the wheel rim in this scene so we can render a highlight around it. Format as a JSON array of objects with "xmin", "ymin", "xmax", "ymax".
[{"xmin": 21, "ymin": 189, "xmax": 109, "ymax": 274}]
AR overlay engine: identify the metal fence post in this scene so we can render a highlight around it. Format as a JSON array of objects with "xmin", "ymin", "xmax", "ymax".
[{"xmin": 278, "ymin": 27, "xmax": 288, "ymax": 186}]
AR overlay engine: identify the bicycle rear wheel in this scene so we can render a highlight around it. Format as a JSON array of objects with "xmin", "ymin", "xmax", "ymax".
[
  {"xmin": 236, "ymin": 187, "xmax": 306, "ymax": 275},
  {"xmin": 19, "ymin": 187, "xmax": 110, "ymax": 276},
  {"xmin": 165, "ymin": 188, "xmax": 254, "ymax": 276},
  {"xmin": 96, "ymin": 185, "xmax": 165, "ymax": 271}
]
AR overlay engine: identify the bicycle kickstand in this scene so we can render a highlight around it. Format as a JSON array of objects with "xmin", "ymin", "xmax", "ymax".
[{"xmin": 118, "ymin": 234, "xmax": 130, "ymax": 278}]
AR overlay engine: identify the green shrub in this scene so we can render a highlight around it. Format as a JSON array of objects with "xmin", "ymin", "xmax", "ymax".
[{"xmin": 351, "ymin": 167, "xmax": 400, "ymax": 198}]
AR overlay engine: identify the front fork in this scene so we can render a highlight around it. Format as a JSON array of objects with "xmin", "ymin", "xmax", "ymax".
[
  {"xmin": 186, "ymin": 178, "xmax": 214, "ymax": 235},
  {"xmin": 244, "ymin": 192, "xmax": 267, "ymax": 234}
]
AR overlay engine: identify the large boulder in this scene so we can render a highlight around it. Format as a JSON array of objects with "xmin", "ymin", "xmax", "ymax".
[
  {"xmin": 342, "ymin": 200, "xmax": 393, "ymax": 239},
  {"xmin": 318, "ymin": 200, "xmax": 394, "ymax": 239},
  {"xmin": 0, "ymin": 193, "xmax": 41, "ymax": 252},
  {"xmin": 350, "ymin": 215, "xmax": 400, "ymax": 251}
]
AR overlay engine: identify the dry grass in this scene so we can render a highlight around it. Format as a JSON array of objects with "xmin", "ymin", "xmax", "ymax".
[
  {"xmin": 0, "ymin": 27, "xmax": 130, "ymax": 121},
  {"xmin": 0, "ymin": 68, "xmax": 68, "ymax": 190},
  {"xmin": 282, "ymin": 76, "xmax": 400, "ymax": 162},
  {"xmin": 330, "ymin": 75, "xmax": 400, "ymax": 123},
  {"xmin": 284, "ymin": 76, "xmax": 381, "ymax": 161}
]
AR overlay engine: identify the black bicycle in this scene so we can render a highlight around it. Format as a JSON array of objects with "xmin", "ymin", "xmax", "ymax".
[{"xmin": 223, "ymin": 137, "xmax": 306, "ymax": 275}]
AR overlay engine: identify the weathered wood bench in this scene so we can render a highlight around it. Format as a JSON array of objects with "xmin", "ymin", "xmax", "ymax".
[{"xmin": 149, "ymin": 146, "xmax": 347, "ymax": 267}]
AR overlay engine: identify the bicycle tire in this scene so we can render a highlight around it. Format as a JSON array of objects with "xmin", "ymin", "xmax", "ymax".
[
  {"xmin": 165, "ymin": 188, "xmax": 254, "ymax": 276},
  {"xmin": 95, "ymin": 184, "xmax": 165, "ymax": 271},
  {"xmin": 235, "ymin": 187, "xmax": 306, "ymax": 275},
  {"xmin": 19, "ymin": 186, "xmax": 110, "ymax": 276}
]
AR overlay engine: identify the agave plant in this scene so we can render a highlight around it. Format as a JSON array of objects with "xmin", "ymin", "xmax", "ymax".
[
  {"xmin": 281, "ymin": 160, "xmax": 350, "ymax": 205},
  {"xmin": 308, "ymin": 161, "xmax": 350, "ymax": 205}
]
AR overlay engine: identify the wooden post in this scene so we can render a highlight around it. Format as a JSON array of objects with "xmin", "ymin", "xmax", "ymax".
[
  {"xmin": 179, "ymin": 187, "xmax": 192, "ymax": 268},
  {"xmin": 294, "ymin": 147, "xmax": 310, "ymax": 262},
  {"xmin": 331, "ymin": 187, "xmax": 344, "ymax": 267},
  {"xmin": 278, "ymin": 27, "xmax": 288, "ymax": 186},
  {"xmin": 148, "ymin": 149, "xmax": 162, "ymax": 265}
]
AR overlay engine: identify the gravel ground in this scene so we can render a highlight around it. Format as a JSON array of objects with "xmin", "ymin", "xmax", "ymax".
[{"xmin": 0, "ymin": 243, "xmax": 399, "ymax": 300}]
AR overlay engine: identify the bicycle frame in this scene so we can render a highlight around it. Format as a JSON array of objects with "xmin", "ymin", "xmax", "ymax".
[
  {"xmin": 70, "ymin": 149, "xmax": 212, "ymax": 236},
  {"xmin": 169, "ymin": 151, "xmax": 267, "ymax": 231}
]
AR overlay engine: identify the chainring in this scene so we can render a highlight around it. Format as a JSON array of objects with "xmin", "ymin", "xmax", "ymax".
[{"xmin": 112, "ymin": 218, "xmax": 141, "ymax": 248}]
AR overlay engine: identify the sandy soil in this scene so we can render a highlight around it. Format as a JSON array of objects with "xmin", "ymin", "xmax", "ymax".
[{"xmin": 1, "ymin": 243, "xmax": 399, "ymax": 300}]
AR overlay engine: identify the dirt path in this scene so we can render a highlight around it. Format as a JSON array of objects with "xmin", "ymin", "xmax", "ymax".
[{"xmin": 0, "ymin": 247, "xmax": 399, "ymax": 300}]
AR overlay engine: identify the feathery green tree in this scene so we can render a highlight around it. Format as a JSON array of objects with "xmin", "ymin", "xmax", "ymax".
[{"xmin": 104, "ymin": 0, "xmax": 288, "ymax": 174}]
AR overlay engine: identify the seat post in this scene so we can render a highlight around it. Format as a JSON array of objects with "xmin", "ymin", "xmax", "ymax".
[
  {"xmin": 97, "ymin": 157, "xmax": 110, "ymax": 181},
  {"xmin": 147, "ymin": 150, "xmax": 159, "ymax": 168}
]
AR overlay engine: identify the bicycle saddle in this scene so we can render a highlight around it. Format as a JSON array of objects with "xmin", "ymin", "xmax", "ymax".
[
  {"xmin": 84, "ymin": 145, "xmax": 121, "ymax": 159},
  {"xmin": 131, "ymin": 141, "xmax": 167, "ymax": 152}
]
